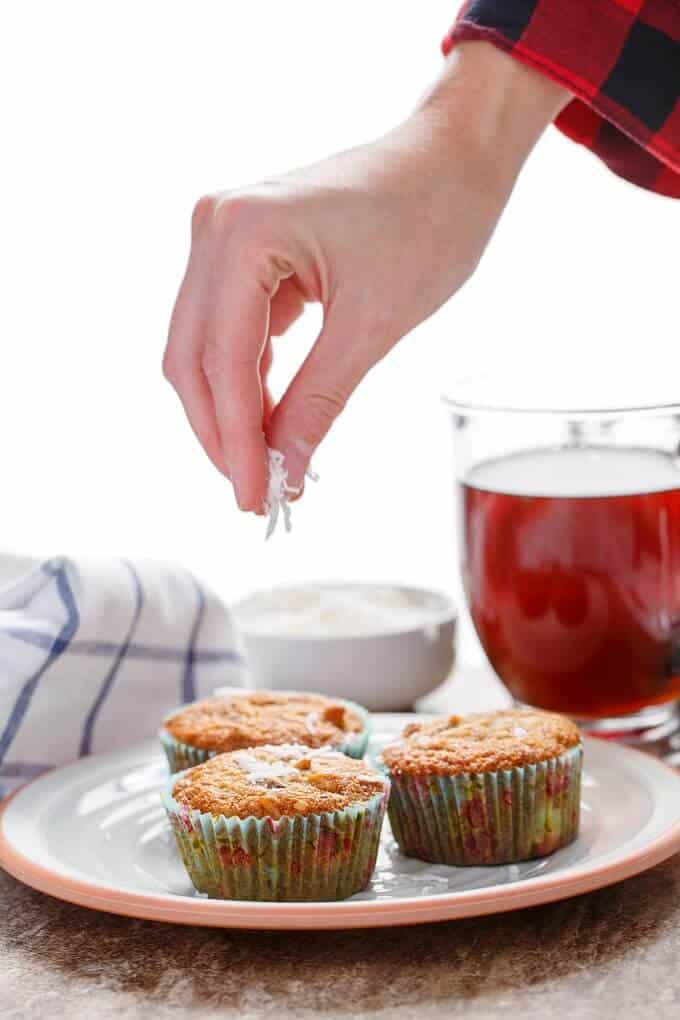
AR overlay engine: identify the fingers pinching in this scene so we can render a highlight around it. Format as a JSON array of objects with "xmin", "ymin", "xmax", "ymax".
[
  {"xmin": 203, "ymin": 197, "xmax": 292, "ymax": 511},
  {"xmin": 164, "ymin": 198, "xmax": 226, "ymax": 475},
  {"xmin": 267, "ymin": 305, "xmax": 365, "ymax": 491}
]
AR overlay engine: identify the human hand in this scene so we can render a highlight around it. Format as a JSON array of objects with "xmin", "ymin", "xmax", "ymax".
[{"xmin": 164, "ymin": 42, "xmax": 568, "ymax": 513}]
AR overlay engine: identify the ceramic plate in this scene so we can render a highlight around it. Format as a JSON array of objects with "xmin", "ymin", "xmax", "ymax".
[{"xmin": 2, "ymin": 715, "xmax": 680, "ymax": 930}]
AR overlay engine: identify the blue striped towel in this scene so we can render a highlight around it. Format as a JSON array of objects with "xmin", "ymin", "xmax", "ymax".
[{"xmin": 0, "ymin": 555, "xmax": 245, "ymax": 798}]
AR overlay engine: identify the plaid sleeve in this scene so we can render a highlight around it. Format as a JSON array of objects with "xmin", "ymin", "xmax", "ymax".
[{"xmin": 443, "ymin": 1, "xmax": 680, "ymax": 198}]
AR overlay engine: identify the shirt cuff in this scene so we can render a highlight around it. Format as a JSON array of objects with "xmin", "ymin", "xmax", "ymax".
[{"xmin": 442, "ymin": 0, "xmax": 680, "ymax": 198}]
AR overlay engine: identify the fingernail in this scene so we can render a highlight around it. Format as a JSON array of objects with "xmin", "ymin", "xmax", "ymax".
[
  {"xmin": 231, "ymin": 464, "xmax": 254, "ymax": 512},
  {"xmin": 292, "ymin": 437, "xmax": 314, "ymax": 460},
  {"xmin": 235, "ymin": 487, "xmax": 255, "ymax": 513},
  {"xmin": 283, "ymin": 437, "xmax": 317, "ymax": 491}
]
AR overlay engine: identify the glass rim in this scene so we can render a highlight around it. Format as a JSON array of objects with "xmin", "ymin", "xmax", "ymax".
[
  {"xmin": 442, "ymin": 368, "xmax": 680, "ymax": 418},
  {"xmin": 442, "ymin": 393, "xmax": 680, "ymax": 417}
]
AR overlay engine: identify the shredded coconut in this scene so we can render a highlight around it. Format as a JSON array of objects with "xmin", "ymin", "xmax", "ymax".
[
  {"xmin": 257, "ymin": 743, "xmax": 311, "ymax": 758},
  {"xmin": 311, "ymin": 747, "xmax": 347, "ymax": 758},
  {"xmin": 211, "ymin": 686, "xmax": 246, "ymax": 700},
  {"xmin": 234, "ymin": 583, "xmax": 450, "ymax": 637},
  {"xmin": 232, "ymin": 751, "xmax": 295, "ymax": 785},
  {"xmin": 263, "ymin": 447, "xmax": 318, "ymax": 540},
  {"xmin": 231, "ymin": 743, "xmax": 345, "ymax": 784}
]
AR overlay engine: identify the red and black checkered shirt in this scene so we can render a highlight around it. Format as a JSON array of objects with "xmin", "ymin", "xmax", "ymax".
[{"xmin": 443, "ymin": 0, "xmax": 680, "ymax": 198}]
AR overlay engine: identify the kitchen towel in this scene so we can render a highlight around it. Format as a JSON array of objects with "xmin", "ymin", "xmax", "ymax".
[{"xmin": 0, "ymin": 555, "xmax": 244, "ymax": 797}]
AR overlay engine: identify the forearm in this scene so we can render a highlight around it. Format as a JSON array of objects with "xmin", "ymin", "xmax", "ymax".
[
  {"xmin": 412, "ymin": 41, "xmax": 571, "ymax": 197},
  {"xmin": 348, "ymin": 41, "xmax": 572, "ymax": 303}
]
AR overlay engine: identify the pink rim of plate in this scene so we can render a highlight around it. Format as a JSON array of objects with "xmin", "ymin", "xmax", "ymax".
[{"xmin": 1, "ymin": 742, "xmax": 680, "ymax": 930}]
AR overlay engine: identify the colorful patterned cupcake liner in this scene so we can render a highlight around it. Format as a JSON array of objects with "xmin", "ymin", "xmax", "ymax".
[
  {"xmin": 162, "ymin": 771, "xmax": 389, "ymax": 901},
  {"xmin": 159, "ymin": 694, "xmax": 371, "ymax": 772},
  {"xmin": 384, "ymin": 744, "xmax": 582, "ymax": 866}
]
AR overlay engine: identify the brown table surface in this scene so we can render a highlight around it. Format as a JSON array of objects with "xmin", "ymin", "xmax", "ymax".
[{"xmin": 3, "ymin": 672, "xmax": 680, "ymax": 1020}]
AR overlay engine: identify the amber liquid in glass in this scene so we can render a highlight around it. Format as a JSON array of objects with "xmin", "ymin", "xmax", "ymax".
[{"xmin": 462, "ymin": 447, "xmax": 680, "ymax": 718}]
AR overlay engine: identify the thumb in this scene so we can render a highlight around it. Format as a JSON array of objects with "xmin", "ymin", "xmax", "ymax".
[{"xmin": 267, "ymin": 307, "xmax": 373, "ymax": 490}]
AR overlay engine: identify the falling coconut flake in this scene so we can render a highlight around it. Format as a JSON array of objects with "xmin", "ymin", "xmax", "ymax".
[{"xmin": 264, "ymin": 447, "xmax": 318, "ymax": 540}]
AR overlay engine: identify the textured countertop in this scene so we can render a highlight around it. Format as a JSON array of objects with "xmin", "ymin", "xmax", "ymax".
[
  {"xmin": 3, "ymin": 858, "xmax": 680, "ymax": 1020},
  {"xmin": 3, "ymin": 672, "xmax": 680, "ymax": 1020}
]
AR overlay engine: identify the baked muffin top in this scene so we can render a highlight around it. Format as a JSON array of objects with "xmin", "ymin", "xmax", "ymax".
[
  {"xmin": 380, "ymin": 709, "xmax": 581, "ymax": 776},
  {"xmin": 164, "ymin": 690, "xmax": 364, "ymax": 752},
  {"xmin": 172, "ymin": 744, "xmax": 388, "ymax": 819}
]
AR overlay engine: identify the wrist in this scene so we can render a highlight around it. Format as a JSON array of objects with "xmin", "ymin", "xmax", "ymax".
[{"xmin": 416, "ymin": 41, "xmax": 571, "ymax": 185}]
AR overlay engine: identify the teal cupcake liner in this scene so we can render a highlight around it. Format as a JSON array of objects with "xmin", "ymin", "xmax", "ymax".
[
  {"xmin": 162, "ymin": 771, "xmax": 389, "ymax": 901},
  {"xmin": 385, "ymin": 744, "xmax": 582, "ymax": 866},
  {"xmin": 159, "ymin": 693, "xmax": 371, "ymax": 772},
  {"xmin": 159, "ymin": 727, "xmax": 214, "ymax": 772}
]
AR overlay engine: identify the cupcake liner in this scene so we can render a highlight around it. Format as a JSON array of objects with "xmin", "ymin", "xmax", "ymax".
[
  {"xmin": 159, "ymin": 727, "xmax": 212, "ymax": 772},
  {"xmin": 162, "ymin": 771, "xmax": 388, "ymax": 901},
  {"xmin": 159, "ymin": 694, "xmax": 371, "ymax": 772},
  {"xmin": 384, "ymin": 744, "xmax": 582, "ymax": 866}
]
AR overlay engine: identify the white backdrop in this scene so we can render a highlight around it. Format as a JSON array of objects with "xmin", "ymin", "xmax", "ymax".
[{"xmin": 1, "ymin": 2, "xmax": 678, "ymax": 665}]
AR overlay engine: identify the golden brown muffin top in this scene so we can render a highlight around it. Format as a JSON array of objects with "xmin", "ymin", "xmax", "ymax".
[
  {"xmin": 164, "ymin": 691, "xmax": 363, "ymax": 752},
  {"xmin": 172, "ymin": 744, "xmax": 388, "ymax": 819},
  {"xmin": 380, "ymin": 709, "xmax": 581, "ymax": 776}
]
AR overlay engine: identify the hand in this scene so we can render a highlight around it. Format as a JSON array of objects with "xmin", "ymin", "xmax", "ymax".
[{"xmin": 164, "ymin": 42, "xmax": 568, "ymax": 512}]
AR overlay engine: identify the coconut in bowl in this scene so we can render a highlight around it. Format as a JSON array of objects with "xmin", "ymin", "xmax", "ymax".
[{"xmin": 231, "ymin": 582, "xmax": 456, "ymax": 711}]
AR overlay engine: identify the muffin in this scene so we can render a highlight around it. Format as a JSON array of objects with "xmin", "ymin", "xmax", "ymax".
[
  {"xmin": 162, "ymin": 744, "xmax": 389, "ymax": 901},
  {"xmin": 160, "ymin": 690, "xmax": 370, "ymax": 771},
  {"xmin": 380, "ymin": 708, "xmax": 582, "ymax": 866}
]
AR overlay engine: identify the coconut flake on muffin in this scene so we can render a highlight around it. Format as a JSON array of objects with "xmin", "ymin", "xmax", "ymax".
[{"xmin": 163, "ymin": 745, "xmax": 389, "ymax": 901}]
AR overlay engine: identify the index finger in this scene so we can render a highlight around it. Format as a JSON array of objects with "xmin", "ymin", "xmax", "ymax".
[{"xmin": 203, "ymin": 263, "xmax": 271, "ymax": 513}]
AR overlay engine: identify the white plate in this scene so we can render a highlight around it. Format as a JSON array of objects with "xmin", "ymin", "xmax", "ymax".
[{"xmin": 2, "ymin": 715, "xmax": 680, "ymax": 929}]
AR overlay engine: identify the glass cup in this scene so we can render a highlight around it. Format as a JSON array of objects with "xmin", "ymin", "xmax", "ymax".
[{"xmin": 446, "ymin": 373, "xmax": 680, "ymax": 753}]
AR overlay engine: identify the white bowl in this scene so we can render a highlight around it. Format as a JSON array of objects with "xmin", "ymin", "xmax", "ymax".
[{"xmin": 231, "ymin": 583, "xmax": 457, "ymax": 711}]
